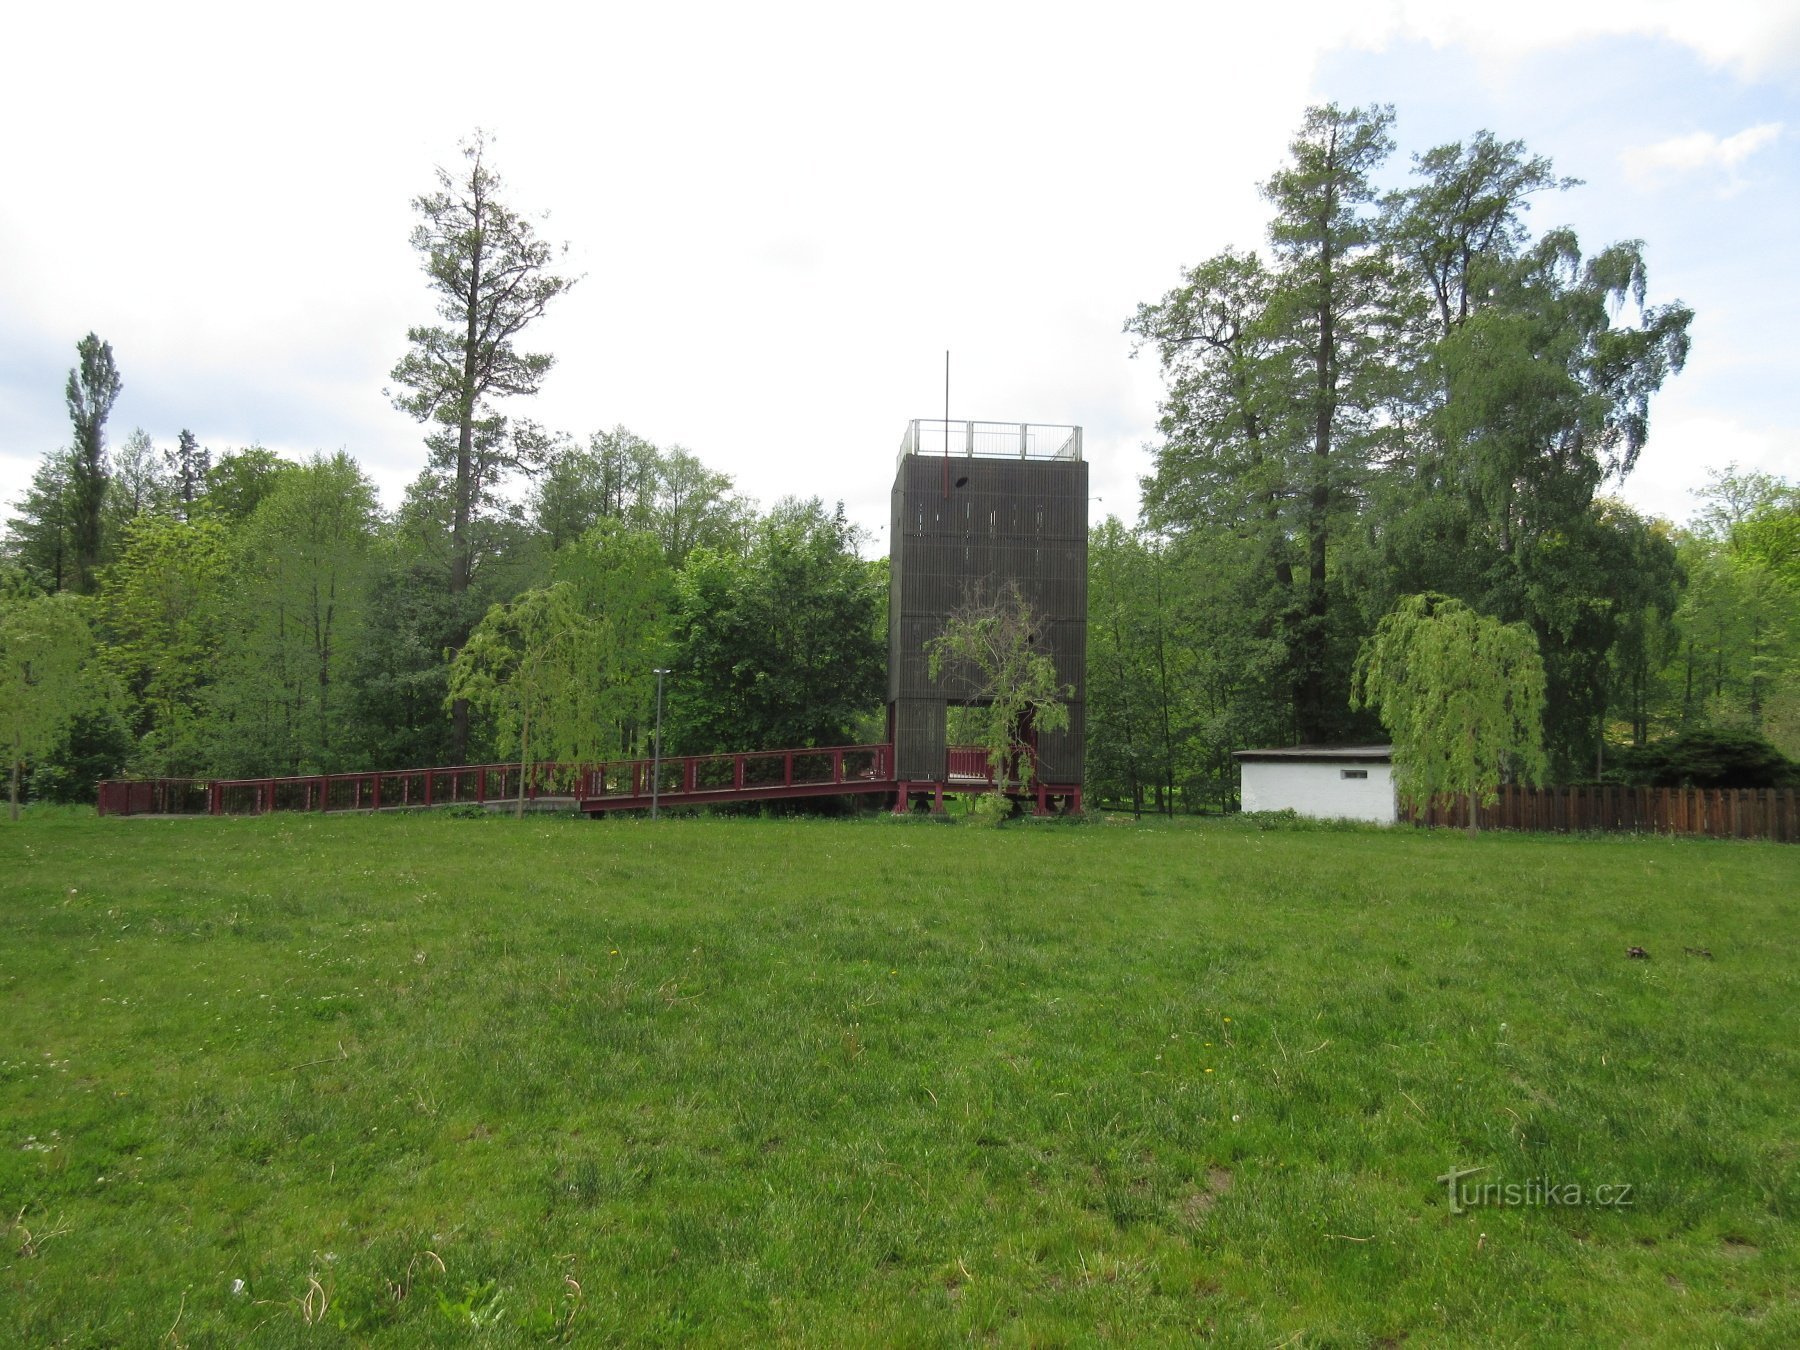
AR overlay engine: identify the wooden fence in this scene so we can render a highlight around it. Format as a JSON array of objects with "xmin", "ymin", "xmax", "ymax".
[{"xmin": 1404, "ymin": 785, "xmax": 1798, "ymax": 843}]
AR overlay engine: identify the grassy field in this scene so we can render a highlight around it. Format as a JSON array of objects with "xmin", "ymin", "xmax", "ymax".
[{"xmin": 1, "ymin": 808, "xmax": 1796, "ymax": 1346}]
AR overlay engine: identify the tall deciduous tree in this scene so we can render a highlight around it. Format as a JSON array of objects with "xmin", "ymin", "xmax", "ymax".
[
  {"xmin": 96, "ymin": 514, "xmax": 231, "ymax": 776},
  {"xmin": 1131, "ymin": 104, "xmax": 1395, "ymax": 742},
  {"xmin": 1351, "ymin": 593, "xmax": 1547, "ymax": 818},
  {"xmin": 105, "ymin": 429, "xmax": 172, "ymax": 546},
  {"xmin": 669, "ymin": 499, "xmax": 883, "ymax": 756},
  {"xmin": 202, "ymin": 447, "xmax": 293, "ymax": 523},
  {"xmin": 0, "ymin": 576, "xmax": 93, "ymax": 818},
  {"xmin": 211, "ymin": 454, "xmax": 379, "ymax": 774},
  {"xmin": 1131, "ymin": 108, "xmax": 1693, "ymax": 778},
  {"xmin": 532, "ymin": 428, "xmax": 749, "ymax": 565},
  {"xmin": 390, "ymin": 132, "xmax": 577, "ymax": 760},
  {"xmin": 65, "ymin": 334, "xmax": 123, "ymax": 594}
]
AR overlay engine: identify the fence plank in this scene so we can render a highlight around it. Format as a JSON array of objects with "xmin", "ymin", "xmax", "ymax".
[{"xmin": 1402, "ymin": 785, "xmax": 1793, "ymax": 842}]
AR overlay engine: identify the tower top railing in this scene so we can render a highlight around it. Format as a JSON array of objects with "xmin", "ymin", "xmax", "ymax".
[{"xmin": 898, "ymin": 420, "xmax": 1082, "ymax": 468}]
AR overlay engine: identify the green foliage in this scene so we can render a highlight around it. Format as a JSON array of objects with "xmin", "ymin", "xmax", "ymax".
[
  {"xmin": 533, "ymin": 426, "xmax": 750, "ymax": 566},
  {"xmin": 446, "ymin": 583, "xmax": 611, "ymax": 811},
  {"xmin": 95, "ymin": 513, "xmax": 232, "ymax": 776},
  {"xmin": 102, "ymin": 428, "xmax": 173, "ymax": 548},
  {"xmin": 0, "ymin": 578, "xmax": 94, "ymax": 818},
  {"xmin": 1130, "ymin": 104, "xmax": 1397, "ymax": 744},
  {"xmin": 64, "ymin": 333, "xmax": 122, "ymax": 595},
  {"xmin": 341, "ymin": 540, "xmax": 466, "ymax": 769},
  {"xmin": 1129, "ymin": 107, "xmax": 1698, "ymax": 781},
  {"xmin": 390, "ymin": 132, "xmax": 578, "ymax": 760},
  {"xmin": 1613, "ymin": 729, "xmax": 1797, "ymax": 790},
  {"xmin": 927, "ymin": 582, "xmax": 1071, "ymax": 808},
  {"xmin": 389, "ymin": 132, "xmax": 575, "ymax": 438},
  {"xmin": 1086, "ymin": 519, "xmax": 1288, "ymax": 814},
  {"xmin": 164, "ymin": 429, "xmax": 211, "ymax": 517},
  {"xmin": 968, "ymin": 786, "xmax": 1012, "ymax": 827},
  {"xmin": 669, "ymin": 499, "xmax": 883, "ymax": 755},
  {"xmin": 1352, "ymin": 593, "xmax": 1547, "ymax": 812},
  {"xmin": 209, "ymin": 454, "xmax": 379, "ymax": 775},
  {"xmin": 2, "ymin": 452, "xmax": 79, "ymax": 593},
  {"xmin": 26, "ymin": 697, "xmax": 133, "ymax": 805},
  {"xmin": 1661, "ymin": 468, "xmax": 1800, "ymax": 755},
  {"xmin": 551, "ymin": 520, "xmax": 673, "ymax": 758},
  {"xmin": 201, "ymin": 446, "xmax": 294, "ymax": 524}
]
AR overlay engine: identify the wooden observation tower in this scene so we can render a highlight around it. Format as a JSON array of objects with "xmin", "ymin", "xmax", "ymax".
[{"xmin": 887, "ymin": 419, "xmax": 1088, "ymax": 811}]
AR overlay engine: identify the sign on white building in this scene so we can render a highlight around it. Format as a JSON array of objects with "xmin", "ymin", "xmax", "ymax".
[{"xmin": 1233, "ymin": 746, "xmax": 1397, "ymax": 824}]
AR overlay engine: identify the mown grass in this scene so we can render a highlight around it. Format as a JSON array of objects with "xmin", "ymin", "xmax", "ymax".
[{"xmin": 1, "ymin": 808, "xmax": 1796, "ymax": 1346}]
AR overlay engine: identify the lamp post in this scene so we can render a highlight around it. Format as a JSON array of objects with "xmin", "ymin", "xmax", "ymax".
[{"xmin": 651, "ymin": 667, "xmax": 670, "ymax": 820}]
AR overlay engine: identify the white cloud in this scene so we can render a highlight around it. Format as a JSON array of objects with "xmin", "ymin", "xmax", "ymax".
[
  {"xmin": 1617, "ymin": 406, "xmax": 1796, "ymax": 528},
  {"xmin": 1374, "ymin": 0, "xmax": 1800, "ymax": 80},
  {"xmin": 1622, "ymin": 122, "xmax": 1784, "ymax": 190},
  {"xmin": 2, "ymin": 2, "xmax": 1796, "ymax": 546}
]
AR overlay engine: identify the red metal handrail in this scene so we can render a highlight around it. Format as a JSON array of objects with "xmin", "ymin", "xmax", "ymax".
[
  {"xmin": 580, "ymin": 743, "xmax": 893, "ymax": 803},
  {"xmin": 96, "ymin": 760, "xmax": 584, "ymax": 817},
  {"xmin": 94, "ymin": 740, "xmax": 1082, "ymax": 819},
  {"xmin": 97, "ymin": 746, "xmax": 899, "ymax": 817}
]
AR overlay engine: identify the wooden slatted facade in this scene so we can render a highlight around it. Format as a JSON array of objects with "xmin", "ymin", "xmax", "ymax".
[{"xmin": 887, "ymin": 448, "xmax": 1087, "ymax": 783}]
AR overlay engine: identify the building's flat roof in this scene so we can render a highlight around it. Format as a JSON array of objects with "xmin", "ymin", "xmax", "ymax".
[{"xmin": 1234, "ymin": 745, "xmax": 1392, "ymax": 763}]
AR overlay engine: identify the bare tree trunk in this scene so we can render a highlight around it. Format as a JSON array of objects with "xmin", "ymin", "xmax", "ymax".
[{"xmin": 9, "ymin": 753, "xmax": 20, "ymax": 822}]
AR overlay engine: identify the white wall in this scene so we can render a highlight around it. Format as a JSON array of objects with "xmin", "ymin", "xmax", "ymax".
[{"xmin": 1240, "ymin": 760, "xmax": 1396, "ymax": 824}]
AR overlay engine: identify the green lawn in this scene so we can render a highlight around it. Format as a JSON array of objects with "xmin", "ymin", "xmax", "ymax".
[{"xmin": 2, "ymin": 809, "xmax": 1796, "ymax": 1346}]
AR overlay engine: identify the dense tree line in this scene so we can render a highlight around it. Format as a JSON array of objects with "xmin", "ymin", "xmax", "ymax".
[
  {"xmin": 1088, "ymin": 105, "xmax": 1796, "ymax": 811},
  {"xmin": 4, "ymin": 114, "xmax": 1793, "ymax": 809},
  {"xmin": 2, "ymin": 406, "xmax": 881, "ymax": 800}
]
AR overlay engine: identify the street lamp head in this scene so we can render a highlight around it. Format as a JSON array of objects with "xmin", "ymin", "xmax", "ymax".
[{"xmin": 653, "ymin": 667, "xmax": 671, "ymax": 676}]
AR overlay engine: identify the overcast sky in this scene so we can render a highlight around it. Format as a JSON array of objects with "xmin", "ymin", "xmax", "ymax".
[{"xmin": 3, "ymin": 1, "xmax": 1795, "ymax": 552}]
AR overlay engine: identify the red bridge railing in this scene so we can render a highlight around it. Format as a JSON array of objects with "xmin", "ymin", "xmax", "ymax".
[
  {"xmin": 95, "ymin": 742, "xmax": 1079, "ymax": 817},
  {"xmin": 579, "ymin": 743, "xmax": 893, "ymax": 808},
  {"xmin": 96, "ymin": 761, "xmax": 583, "ymax": 817}
]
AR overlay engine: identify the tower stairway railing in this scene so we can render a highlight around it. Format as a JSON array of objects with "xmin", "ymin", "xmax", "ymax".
[{"xmin": 95, "ymin": 743, "xmax": 1082, "ymax": 817}]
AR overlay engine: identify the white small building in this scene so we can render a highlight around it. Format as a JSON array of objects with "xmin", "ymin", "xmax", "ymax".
[{"xmin": 1233, "ymin": 745, "xmax": 1397, "ymax": 824}]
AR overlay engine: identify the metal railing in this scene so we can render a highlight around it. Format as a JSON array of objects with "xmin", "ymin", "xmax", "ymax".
[
  {"xmin": 96, "ymin": 762, "xmax": 582, "ymax": 817},
  {"xmin": 94, "ymin": 742, "xmax": 1084, "ymax": 818},
  {"xmin": 580, "ymin": 744, "xmax": 893, "ymax": 808},
  {"xmin": 898, "ymin": 420, "xmax": 1082, "ymax": 467}
]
